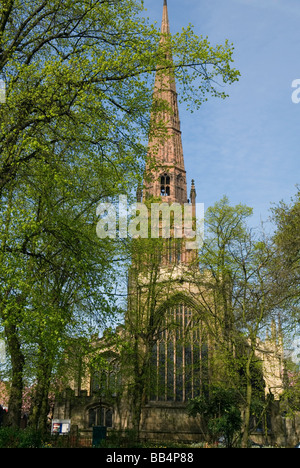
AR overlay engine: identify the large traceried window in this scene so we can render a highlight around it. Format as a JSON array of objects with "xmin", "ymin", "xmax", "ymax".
[{"xmin": 149, "ymin": 305, "xmax": 208, "ymax": 403}]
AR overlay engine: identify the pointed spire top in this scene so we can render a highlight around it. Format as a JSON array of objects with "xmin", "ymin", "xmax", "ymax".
[
  {"xmin": 161, "ymin": 0, "xmax": 170, "ymax": 35},
  {"xmin": 144, "ymin": 0, "xmax": 187, "ymax": 204}
]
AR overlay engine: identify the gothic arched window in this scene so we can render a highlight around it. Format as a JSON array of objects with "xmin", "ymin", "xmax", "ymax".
[
  {"xmin": 160, "ymin": 174, "xmax": 171, "ymax": 197},
  {"xmin": 148, "ymin": 306, "xmax": 208, "ymax": 403},
  {"xmin": 88, "ymin": 406, "xmax": 113, "ymax": 428}
]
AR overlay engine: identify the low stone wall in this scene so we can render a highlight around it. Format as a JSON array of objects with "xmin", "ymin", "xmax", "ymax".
[
  {"xmin": 138, "ymin": 402, "xmax": 300, "ymax": 447},
  {"xmin": 53, "ymin": 392, "xmax": 300, "ymax": 447},
  {"xmin": 139, "ymin": 403, "xmax": 202, "ymax": 443}
]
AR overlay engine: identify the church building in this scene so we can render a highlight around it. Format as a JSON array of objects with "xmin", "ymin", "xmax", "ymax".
[{"xmin": 53, "ymin": 0, "xmax": 288, "ymax": 445}]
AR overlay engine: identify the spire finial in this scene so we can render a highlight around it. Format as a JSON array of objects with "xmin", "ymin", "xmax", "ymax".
[{"xmin": 164, "ymin": 0, "xmax": 167, "ymax": 5}]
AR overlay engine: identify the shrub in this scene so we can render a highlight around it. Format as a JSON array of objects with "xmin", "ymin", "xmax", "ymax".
[
  {"xmin": 0, "ymin": 427, "xmax": 44, "ymax": 448},
  {"xmin": 187, "ymin": 386, "xmax": 242, "ymax": 448}
]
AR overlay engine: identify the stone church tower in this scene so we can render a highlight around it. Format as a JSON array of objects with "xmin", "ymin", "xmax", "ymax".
[
  {"xmin": 121, "ymin": 0, "xmax": 205, "ymax": 439},
  {"xmin": 141, "ymin": 0, "xmax": 197, "ymax": 264}
]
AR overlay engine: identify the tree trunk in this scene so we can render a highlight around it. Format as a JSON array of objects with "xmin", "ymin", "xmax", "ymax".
[
  {"xmin": 131, "ymin": 359, "xmax": 148, "ymax": 440},
  {"xmin": 29, "ymin": 382, "xmax": 51, "ymax": 432},
  {"xmin": 29, "ymin": 348, "xmax": 53, "ymax": 432},
  {"xmin": 5, "ymin": 322, "xmax": 24, "ymax": 428},
  {"xmin": 130, "ymin": 341, "xmax": 150, "ymax": 440},
  {"xmin": 131, "ymin": 380, "xmax": 143, "ymax": 438},
  {"xmin": 241, "ymin": 351, "xmax": 254, "ymax": 448}
]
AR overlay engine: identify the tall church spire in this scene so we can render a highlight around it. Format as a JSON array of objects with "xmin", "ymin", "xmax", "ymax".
[
  {"xmin": 161, "ymin": 0, "xmax": 170, "ymax": 36},
  {"xmin": 144, "ymin": 0, "xmax": 188, "ymax": 204}
]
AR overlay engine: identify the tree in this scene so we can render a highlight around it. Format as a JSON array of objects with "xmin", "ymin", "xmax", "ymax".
[
  {"xmin": 0, "ymin": 0, "xmax": 240, "ymax": 427},
  {"xmin": 188, "ymin": 197, "xmax": 289, "ymax": 447},
  {"xmin": 272, "ymin": 188, "xmax": 300, "ymax": 318},
  {"xmin": 232, "ymin": 236, "xmax": 282, "ymax": 447},
  {"xmin": 0, "ymin": 156, "xmax": 120, "ymax": 427},
  {"xmin": 271, "ymin": 189, "xmax": 300, "ymax": 422},
  {"xmin": 0, "ymin": 0, "xmax": 240, "ymax": 195},
  {"xmin": 121, "ymin": 223, "xmax": 188, "ymax": 437},
  {"xmin": 187, "ymin": 386, "xmax": 242, "ymax": 448},
  {"xmin": 279, "ymin": 360, "xmax": 300, "ymax": 417}
]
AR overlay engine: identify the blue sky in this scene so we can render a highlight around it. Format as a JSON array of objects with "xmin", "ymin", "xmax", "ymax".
[{"xmin": 143, "ymin": 0, "xmax": 300, "ymax": 230}]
